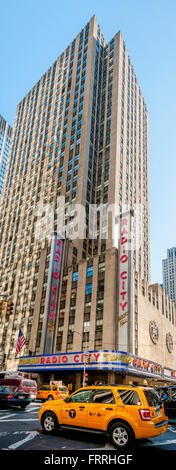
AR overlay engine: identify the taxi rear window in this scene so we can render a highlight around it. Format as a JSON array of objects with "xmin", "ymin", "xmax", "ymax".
[{"xmin": 144, "ymin": 390, "xmax": 161, "ymax": 406}]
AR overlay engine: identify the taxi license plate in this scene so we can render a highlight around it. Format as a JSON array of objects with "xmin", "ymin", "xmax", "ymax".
[{"xmin": 19, "ymin": 396, "xmax": 25, "ymax": 399}]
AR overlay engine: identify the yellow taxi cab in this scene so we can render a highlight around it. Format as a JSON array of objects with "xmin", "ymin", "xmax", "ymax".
[
  {"xmin": 38, "ymin": 384, "xmax": 168, "ymax": 449},
  {"xmin": 36, "ymin": 384, "xmax": 69, "ymax": 401}
]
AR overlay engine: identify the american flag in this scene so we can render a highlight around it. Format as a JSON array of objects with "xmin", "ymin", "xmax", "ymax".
[{"xmin": 15, "ymin": 329, "xmax": 26, "ymax": 357}]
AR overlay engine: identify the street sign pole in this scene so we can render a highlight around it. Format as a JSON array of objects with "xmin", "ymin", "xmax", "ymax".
[{"xmin": 83, "ymin": 352, "xmax": 89, "ymax": 387}]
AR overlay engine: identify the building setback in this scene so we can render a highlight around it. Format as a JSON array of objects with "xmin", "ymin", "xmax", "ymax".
[
  {"xmin": 163, "ymin": 248, "xmax": 176, "ymax": 302},
  {"xmin": 0, "ymin": 16, "xmax": 175, "ymax": 387}
]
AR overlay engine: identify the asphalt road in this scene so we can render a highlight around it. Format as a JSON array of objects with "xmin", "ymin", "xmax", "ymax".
[{"xmin": 0, "ymin": 402, "xmax": 176, "ymax": 451}]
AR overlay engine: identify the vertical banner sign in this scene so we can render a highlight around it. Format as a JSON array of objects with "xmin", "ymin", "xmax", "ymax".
[
  {"xmin": 118, "ymin": 210, "xmax": 134, "ymax": 353},
  {"xmin": 44, "ymin": 236, "xmax": 64, "ymax": 354}
]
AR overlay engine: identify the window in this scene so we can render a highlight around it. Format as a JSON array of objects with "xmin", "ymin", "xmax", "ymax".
[
  {"xmin": 92, "ymin": 389, "xmax": 115, "ymax": 404},
  {"xmin": 72, "ymin": 271, "xmax": 78, "ymax": 282},
  {"xmin": 87, "ymin": 266, "xmax": 93, "ymax": 277},
  {"xmin": 39, "ymin": 386, "xmax": 50, "ymax": 391},
  {"xmin": 144, "ymin": 390, "xmax": 160, "ymax": 407},
  {"xmin": 118, "ymin": 389, "xmax": 141, "ymax": 406},
  {"xmin": 70, "ymin": 389, "xmax": 92, "ymax": 403},
  {"xmin": 99, "ymin": 262, "xmax": 105, "ymax": 272},
  {"xmin": 86, "ymin": 283, "xmax": 92, "ymax": 295},
  {"xmin": 83, "ymin": 321, "xmax": 90, "ymax": 332}
]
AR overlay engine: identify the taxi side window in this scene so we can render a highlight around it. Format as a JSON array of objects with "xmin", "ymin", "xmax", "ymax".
[
  {"xmin": 70, "ymin": 390, "xmax": 92, "ymax": 403},
  {"xmin": 52, "ymin": 386, "xmax": 57, "ymax": 391},
  {"xmin": 118, "ymin": 389, "xmax": 141, "ymax": 405},
  {"xmin": 92, "ymin": 389, "xmax": 115, "ymax": 404}
]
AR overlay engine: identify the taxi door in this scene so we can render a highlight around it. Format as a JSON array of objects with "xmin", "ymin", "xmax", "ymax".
[
  {"xmin": 61, "ymin": 389, "xmax": 92, "ymax": 428},
  {"xmin": 37, "ymin": 386, "xmax": 49, "ymax": 400},
  {"xmin": 88, "ymin": 388, "xmax": 117, "ymax": 430},
  {"xmin": 37, "ymin": 386, "xmax": 45, "ymax": 400}
]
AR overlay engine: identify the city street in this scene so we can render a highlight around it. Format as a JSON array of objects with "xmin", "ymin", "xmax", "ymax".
[{"xmin": 0, "ymin": 402, "xmax": 176, "ymax": 451}]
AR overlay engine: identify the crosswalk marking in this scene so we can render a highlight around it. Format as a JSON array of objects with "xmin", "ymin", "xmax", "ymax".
[
  {"xmin": 0, "ymin": 413, "xmax": 17, "ymax": 420},
  {"xmin": 1, "ymin": 431, "xmax": 38, "ymax": 450},
  {"xmin": 0, "ymin": 403, "xmax": 40, "ymax": 421},
  {"xmin": 25, "ymin": 406, "xmax": 40, "ymax": 413},
  {"xmin": 0, "ymin": 418, "xmax": 39, "ymax": 422}
]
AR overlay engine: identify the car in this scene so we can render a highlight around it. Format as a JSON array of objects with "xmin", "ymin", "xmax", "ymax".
[
  {"xmin": 0, "ymin": 378, "xmax": 37, "ymax": 400},
  {"xmin": 0, "ymin": 385, "xmax": 31, "ymax": 409},
  {"xmin": 38, "ymin": 384, "xmax": 168, "ymax": 449},
  {"xmin": 36, "ymin": 384, "xmax": 69, "ymax": 401},
  {"xmin": 155, "ymin": 386, "xmax": 176, "ymax": 420}
]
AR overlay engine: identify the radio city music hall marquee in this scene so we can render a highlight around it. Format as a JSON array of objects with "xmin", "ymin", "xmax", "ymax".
[{"xmin": 18, "ymin": 350, "xmax": 169, "ymax": 379}]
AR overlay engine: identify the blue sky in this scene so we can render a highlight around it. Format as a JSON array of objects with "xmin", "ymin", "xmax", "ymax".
[{"xmin": 1, "ymin": 0, "xmax": 176, "ymax": 284}]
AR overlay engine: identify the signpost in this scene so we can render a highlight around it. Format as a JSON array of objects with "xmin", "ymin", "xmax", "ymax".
[{"xmin": 83, "ymin": 352, "xmax": 90, "ymax": 386}]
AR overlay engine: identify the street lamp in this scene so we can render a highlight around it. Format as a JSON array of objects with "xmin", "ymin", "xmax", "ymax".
[{"xmin": 73, "ymin": 330, "xmax": 89, "ymax": 387}]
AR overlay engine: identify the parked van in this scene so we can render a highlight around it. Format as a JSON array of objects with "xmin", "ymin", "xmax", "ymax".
[{"xmin": 0, "ymin": 378, "xmax": 37, "ymax": 400}]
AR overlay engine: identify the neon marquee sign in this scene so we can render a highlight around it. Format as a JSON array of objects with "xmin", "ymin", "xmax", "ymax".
[
  {"xmin": 117, "ymin": 210, "xmax": 134, "ymax": 353},
  {"xmin": 44, "ymin": 236, "xmax": 64, "ymax": 354}
]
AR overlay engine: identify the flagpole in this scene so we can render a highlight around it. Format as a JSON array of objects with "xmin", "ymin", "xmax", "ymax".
[{"xmin": 15, "ymin": 329, "xmax": 26, "ymax": 364}]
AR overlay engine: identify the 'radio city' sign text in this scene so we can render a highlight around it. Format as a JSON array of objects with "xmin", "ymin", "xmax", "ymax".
[{"xmin": 40, "ymin": 352, "xmax": 100, "ymax": 365}]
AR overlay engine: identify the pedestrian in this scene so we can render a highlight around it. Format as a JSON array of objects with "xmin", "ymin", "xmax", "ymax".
[{"xmin": 161, "ymin": 390, "xmax": 168, "ymax": 401}]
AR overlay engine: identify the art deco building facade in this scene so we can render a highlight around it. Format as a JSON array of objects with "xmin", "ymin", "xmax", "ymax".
[
  {"xmin": 0, "ymin": 115, "xmax": 12, "ymax": 196},
  {"xmin": 0, "ymin": 16, "xmax": 151, "ymax": 372}
]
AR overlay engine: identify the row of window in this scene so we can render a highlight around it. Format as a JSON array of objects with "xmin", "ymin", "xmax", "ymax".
[
  {"xmin": 67, "ymin": 388, "xmax": 141, "ymax": 405},
  {"xmin": 55, "ymin": 256, "xmax": 105, "ymax": 353}
]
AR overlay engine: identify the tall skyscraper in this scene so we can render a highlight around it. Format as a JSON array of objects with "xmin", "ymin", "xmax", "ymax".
[
  {"xmin": 0, "ymin": 115, "xmax": 12, "ymax": 196},
  {"xmin": 0, "ymin": 16, "xmax": 150, "ymax": 368},
  {"xmin": 162, "ymin": 248, "xmax": 176, "ymax": 301}
]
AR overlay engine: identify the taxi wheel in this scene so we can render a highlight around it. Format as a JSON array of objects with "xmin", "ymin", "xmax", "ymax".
[
  {"xmin": 109, "ymin": 421, "xmax": 134, "ymax": 449},
  {"xmin": 41, "ymin": 411, "xmax": 59, "ymax": 434}
]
